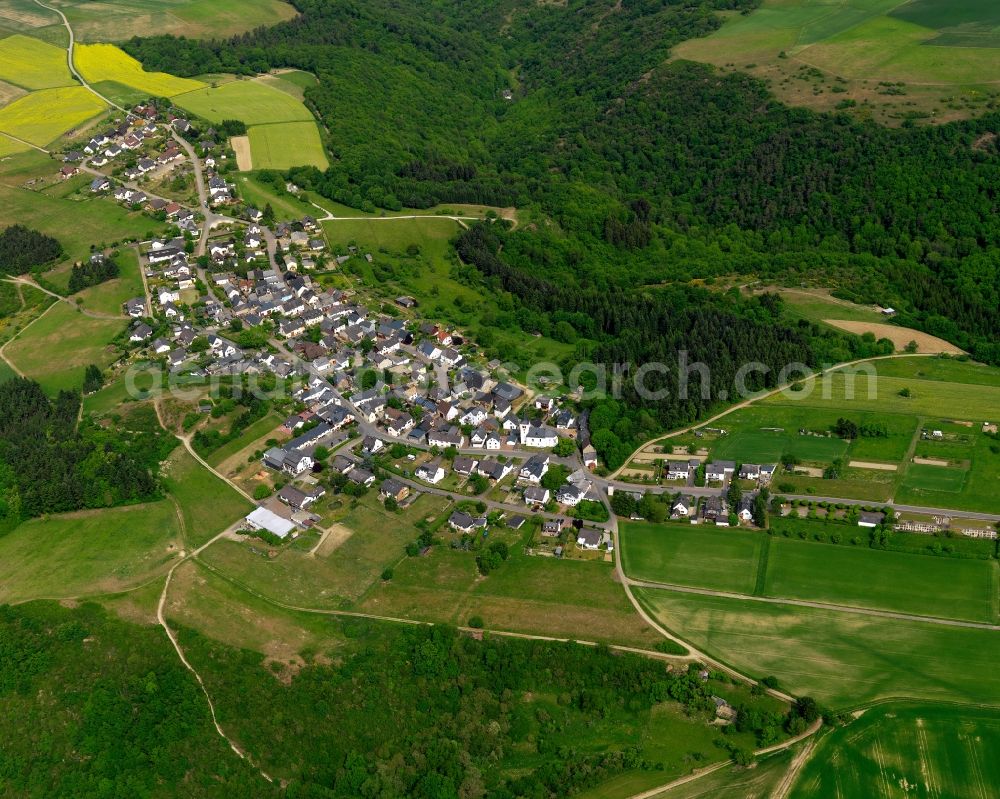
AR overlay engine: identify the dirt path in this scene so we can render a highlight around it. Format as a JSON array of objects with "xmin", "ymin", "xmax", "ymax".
[
  {"xmin": 848, "ymin": 460, "xmax": 898, "ymax": 471},
  {"xmin": 770, "ymin": 735, "xmax": 818, "ymax": 799},
  {"xmin": 2, "ymin": 276, "xmax": 122, "ymax": 320}
]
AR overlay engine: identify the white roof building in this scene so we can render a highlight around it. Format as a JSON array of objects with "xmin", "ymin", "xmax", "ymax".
[{"xmin": 245, "ymin": 507, "xmax": 296, "ymax": 539}]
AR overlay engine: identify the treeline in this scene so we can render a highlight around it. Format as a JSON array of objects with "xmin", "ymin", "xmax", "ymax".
[
  {"xmin": 178, "ymin": 620, "xmax": 808, "ymax": 797},
  {"xmin": 0, "ymin": 225, "xmax": 61, "ymax": 275},
  {"xmin": 124, "ymin": 0, "xmax": 1000, "ymax": 361},
  {"xmin": 0, "ymin": 379, "xmax": 173, "ymax": 527},
  {"xmin": 68, "ymin": 256, "xmax": 119, "ymax": 293}
]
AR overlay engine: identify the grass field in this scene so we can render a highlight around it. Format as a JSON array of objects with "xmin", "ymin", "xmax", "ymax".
[
  {"xmin": 173, "ymin": 79, "xmax": 314, "ymax": 125},
  {"xmin": 636, "ymin": 588, "xmax": 1000, "ymax": 709},
  {"xmin": 790, "ymin": 702, "xmax": 1000, "ymax": 799},
  {"xmin": 0, "ymin": 181, "xmax": 163, "ymax": 267},
  {"xmin": 55, "ymin": 247, "xmax": 145, "ymax": 315},
  {"xmin": 4, "ymin": 301, "xmax": 124, "ymax": 393},
  {"xmin": 0, "ymin": 86, "xmax": 106, "ymax": 146},
  {"xmin": 620, "ymin": 521, "xmax": 763, "ymax": 594},
  {"xmin": 621, "ymin": 521, "xmax": 998, "ymax": 623},
  {"xmin": 74, "ymin": 43, "xmax": 205, "ymax": 97},
  {"xmin": 0, "ymin": 132, "xmax": 29, "ymax": 157},
  {"xmin": 247, "ymin": 121, "xmax": 328, "ymax": 170},
  {"xmin": 764, "ymin": 537, "xmax": 997, "ymax": 623},
  {"xmin": 160, "ymin": 447, "xmax": 254, "ymax": 547},
  {"xmin": 0, "ymin": 33, "xmax": 73, "ymax": 90},
  {"xmin": 0, "ymin": 501, "xmax": 180, "ymax": 604},
  {"xmin": 673, "ymin": 0, "xmax": 1000, "ymax": 123},
  {"xmin": 61, "ymin": 0, "xmax": 297, "ymax": 42}
]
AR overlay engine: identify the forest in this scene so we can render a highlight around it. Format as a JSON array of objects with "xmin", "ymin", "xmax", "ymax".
[
  {"xmin": 0, "ymin": 225, "xmax": 61, "ymax": 275},
  {"xmin": 68, "ymin": 255, "xmax": 120, "ymax": 293},
  {"xmin": 127, "ymin": 0, "xmax": 1000, "ymax": 378},
  {"xmin": 0, "ymin": 379, "xmax": 174, "ymax": 529}
]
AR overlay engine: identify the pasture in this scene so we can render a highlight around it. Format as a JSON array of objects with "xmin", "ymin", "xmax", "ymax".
[
  {"xmin": 619, "ymin": 521, "xmax": 762, "ymax": 594},
  {"xmin": 4, "ymin": 301, "xmax": 124, "ymax": 393},
  {"xmin": 0, "ymin": 500, "xmax": 181, "ymax": 604},
  {"xmin": 61, "ymin": 0, "xmax": 297, "ymax": 42},
  {"xmin": 672, "ymin": 0, "xmax": 1000, "ymax": 123},
  {"xmin": 74, "ymin": 43, "xmax": 205, "ymax": 97},
  {"xmin": 173, "ymin": 79, "xmax": 314, "ymax": 125},
  {"xmin": 0, "ymin": 86, "xmax": 106, "ymax": 146},
  {"xmin": 0, "ymin": 33, "xmax": 72, "ymax": 90},
  {"xmin": 764, "ymin": 537, "xmax": 997, "ymax": 623},
  {"xmin": 635, "ymin": 587, "xmax": 1000, "ymax": 709},
  {"xmin": 357, "ymin": 540, "xmax": 662, "ymax": 648},
  {"xmin": 790, "ymin": 702, "xmax": 1000, "ymax": 799},
  {"xmin": 248, "ymin": 121, "xmax": 328, "ymax": 170}
]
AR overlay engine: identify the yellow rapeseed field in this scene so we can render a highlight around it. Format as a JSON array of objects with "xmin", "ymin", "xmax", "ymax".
[
  {"xmin": 0, "ymin": 87, "xmax": 107, "ymax": 146},
  {"xmin": 74, "ymin": 44, "xmax": 206, "ymax": 98},
  {"xmin": 0, "ymin": 34, "xmax": 74, "ymax": 90}
]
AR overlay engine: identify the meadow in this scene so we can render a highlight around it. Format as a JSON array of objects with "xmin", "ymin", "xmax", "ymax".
[
  {"xmin": 248, "ymin": 120, "xmax": 328, "ymax": 170},
  {"xmin": 672, "ymin": 0, "xmax": 1000, "ymax": 122},
  {"xmin": 635, "ymin": 588, "xmax": 1000, "ymax": 709},
  {"xmin": 764, "ymin": 537, "xmax": 997, "ymax": 623},
  {"xmin": 0, "ymin": 500, "xmax": 180, "ymax": 603},
  {"xmin": 160, "ymin": 447, "xmax": 254, "ymax": 547},
  {"xmin": 619, "ymin": 521, "xmax": 763, "ymax": 594},
  {"xmin": 173, "ymin": 79, "xmax": 314, "ymax": 125},
  {"xmin": 74, "ymin": 43, "xmax": 205, "ymax": 97},
  {"xmin": 790, "ymin": 702, "xmax": 1000, "ymax": 799},
  {"xmin": 0, "ymin": 33, "xmax": 72, "ymax": 89},
  {"xmin": 4, "ymin": 301, "xmax": 124, "ymax": 393},
  {"xmin": 61, "ymin": 0, "xmax": 297, "ymax": 42},
  {"xmin": 620, "ymin": 521, "xmax": 999, "ymax": 623},
  {"xmin": 0, "ymin": 86, "xmax": 106, "ymax": 146}
]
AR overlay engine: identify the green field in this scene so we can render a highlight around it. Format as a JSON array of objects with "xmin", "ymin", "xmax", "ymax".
[
  {"xmin": 620, "ymin": 521, "xmax": 763, "ymax": 594},
  {"xmin": 160, "ymin": 447, "xmax": 254, "ymax": 547},
  {"xmin": 0, "ymin": 501, "xmax": 180, "ymax": 603},
  {"xmin": 61, "ymin": 0, "xmax": 297, "ymax": 42},
  {"xmin": 901, "ymin": 462, "xmax": 967, "ymax": 492},
  {"xmin": 248, "ymin": 120, "xmax": 328, "ymax": 170},
  {"xmin": 0, "ymin": 86, "xmax": 106, "ymax": 146},
  {"xmin": 0, "ymin": 132, "xmax": 30, "ymax": 157},
  {"xmin": 636, "ymin": 588, "xmax": 1000, "ymax": 709},
  {"xmin": 791, "ymin": 702, "xmax": 1000, "ymax": 799},
  {"xmin": 5, "ymin": 301, "xmax": 124, "ymax": 393},
  {"xmin": 174, "ymin": 79, "xmax": 314, "ymax": 125},
  {"xmin": 764, "ymin": 537, "xmax": 997, "ymax": 623},
  {"xmin": 0, "ymin": 34, "xmax": 73, "ymax": 90},
  {"xmin": 621, "ymin": 521, "xmax": 999, "ymax": 624},
  {"xmin": 673, "ymin": 0, "xmax": 1000, "ymax": 123}
]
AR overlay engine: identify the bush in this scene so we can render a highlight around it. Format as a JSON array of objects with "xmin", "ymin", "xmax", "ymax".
[
  {"xmin": 252, "ymin": 484, "xmax": 271, "ymax": 500},
  {"xmin": 467, "ymin": 615, "xmax": 484, "ymax": 629},
  {"xmin": 381, "ymin": 567, "xmax": 394, "ymax": 581}
]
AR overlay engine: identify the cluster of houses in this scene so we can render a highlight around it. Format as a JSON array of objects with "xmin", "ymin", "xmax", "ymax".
[
  {"xmin": 894, "ymin": 514, "xmax": 997, "ymax": 539},
  {"xmin": 662, "ymin": 458, "xmax": 776, "ymax": 488}
]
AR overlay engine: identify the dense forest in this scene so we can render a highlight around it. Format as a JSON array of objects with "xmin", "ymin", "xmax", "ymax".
[
  {"xmin": 68, "ymin": 255, "xmax": 120, "ymax": 293},
  {"xmin": 0, "ymin": 379, "xmax": 173, "ymax": 529},
  {"xmin": 0, "ymin": 602, "xmax": 814, "ymax": 798},
  {"xmin": 0, "ymin": 225, "xmax": 61, "ymax": 275}
]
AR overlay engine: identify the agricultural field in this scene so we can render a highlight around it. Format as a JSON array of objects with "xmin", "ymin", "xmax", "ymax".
[
  {"xmin": 173, "ymin": 78, "xmax": 314, "ymax": 125},
  {"xmin": 0, "ymin": 500, "xmax": 181, "ymax": 604},
  {"xmin": 0, "ymin": 33, "xmax": 72, "ymax": 89},
  {"xmin": 0, "ymin": 131, "xmax": 29, "ymax": 156},
  {"xmin": 60, "ymin": 0, "xmax": 297, "ymax": 42},
  {"xmin": 673, "ymin": 0, "xmax": 1000, "ymax": 124},
  {"xmin": 790, "ymin": 702, "xmax": 1000, "ymax": 799},
  {"xmin": 764, "ymin": 537, "xmax": 997, "ymax": 623},
  {"xmin": 4, "ymin": 301, "xmax": 124, "ymax": 393},
  {"xmin": 0, "ymin": 86, "xmax": 106, "ymax": 146},
  {"xmin": 620, "ymin": 521, "xmax": 999, "ymax": 623},
  {"xmin": 619, "ymin": 521, "xmax": 763, "ymax": 594},
  {"xmin": 248, "ymin": 120, "xmax": 328, "ymax": 170},
  {"xmin": 74, "ymin": 43, "xmax": 205, "ymax": 97},
  {"xmin": 635, "ymin": 587, "xmax": 1000, "ymax": 709}
]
